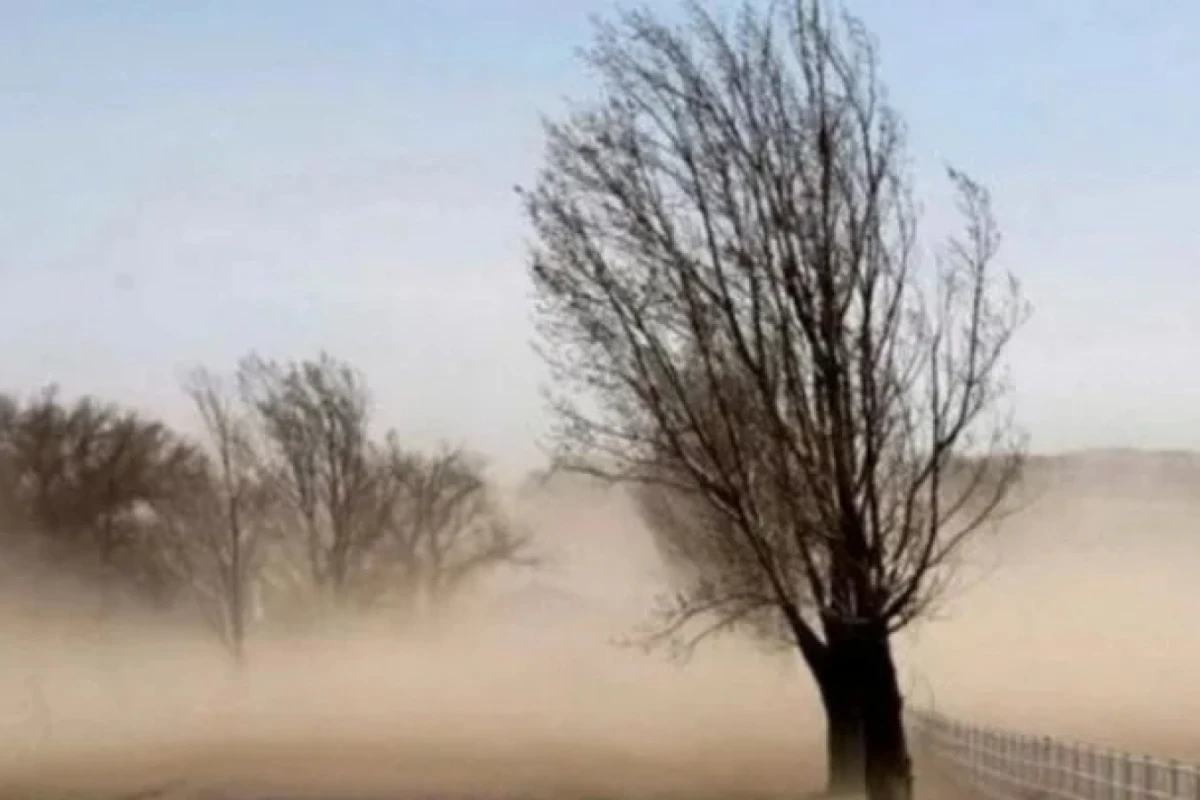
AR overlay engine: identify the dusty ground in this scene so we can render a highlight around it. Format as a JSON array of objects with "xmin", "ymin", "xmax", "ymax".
[{"xmin": 0, "ymin": 615, "xmax": 828, "ymax": 799}]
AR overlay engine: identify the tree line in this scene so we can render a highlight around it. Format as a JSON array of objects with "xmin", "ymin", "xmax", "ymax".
[{"xmin": 0, "ymin": 353, "xmax": 531, "ymax": 661}]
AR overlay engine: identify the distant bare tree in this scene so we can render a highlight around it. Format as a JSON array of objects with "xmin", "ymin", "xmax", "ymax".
[
  {"xmin": 0, "ymin": 387, "xmax": 206, "ymax": 608},
  {"xmin": 523, "ymin": 2, "xmax": 1027, "ymax": 799},
  {"xmin": 381, "ymin": 442, "xmax": 533, "ymax": 616},
  {"xmin": 236, "ymin": 353, "xmax": 393, "ymax": 611},
  {"xmin": 230, "ymin": 352, "xmax": 534, "ymax": 620},
  {"xmin": 179, "ymin": 368, "xmax": 276, "ymax": 662}
]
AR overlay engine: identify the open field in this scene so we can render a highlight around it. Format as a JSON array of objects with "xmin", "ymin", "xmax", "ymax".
[{"xmin": 0, "ymin": 605, "xmax": 826, "ymax": 799}]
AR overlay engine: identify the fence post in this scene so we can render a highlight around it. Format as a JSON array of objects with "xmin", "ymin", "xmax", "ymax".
[
  {"xmin": 1013, "ymin": 732, "xmax": 1020, "ymax": 788},
  {"xmin": 989, "ymin": 728, "xmax": 997, "ymax": 790},
  {"xmin": 981, "ymin": 725, "xmax": 989, "ymax": 789},
  {"xmin": 980, "ymin": 727, "xmax": 987, "ymax": 790},
  {"xmin": 1021, "ymin": 734, "xmax": 1029, "ymax": 790},
  {"xmin": 1060, "ymin": 741, "xmax": 1068, "ymax": 796},
  {"xmin": 1045, "ymin": 736, "xmax": 1055, "ymax": 794},
  {"xmin": 996, "ymin": 729, "xmax": 1003, "ymax": 790},
  {"xmin": 964, "ymin": 724, "xmax": 973, "ymax": 785},
  {"xmin": 1089, "ymin": 746, "xmax": 1098, "ymax": 800},
  {"xmin": 1091, "ymin": 746, "xmax": 1100, "ymax": 800},
  {"xmin": 1002, "ymin": 731, "xmax": 1009, "ymax": 787},
  {"xmin": 1050, "ymin": 739, "xmax": 1058, "ymax": 793},
  {"xmin": 1085, "ymin": 744, "xmax": 1094, "ymax": 799},
  {"xmin": 967, "ymin": 724, "xmax": 976, "ymax": 786},
  {"xmin": 912, "ymin": 711, "xmax": 1200, "ymax": 800},
  {"xmin": 1058, "ymin": 739, "xmax": 1066, "ymax": 794},
  {"xmin": 1075, "ymin": 744, "xmax": 1083, "ymax": 800},
  {"xmin": 1106, "ymin": 749, "xmax": 1115, "ymax": 800}
]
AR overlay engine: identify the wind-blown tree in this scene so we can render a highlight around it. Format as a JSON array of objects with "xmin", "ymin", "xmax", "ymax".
[
  {"xmin": 235, "ymin": 352, "xmax": 532, "ymax": 620},
  {"xmin": 0, "ymin": 387, "xmax": 207, "ymax": 608},
  {"xmin": 522, "ymin": 3, "xmax": 1027, "ymax": 799},
  {"xmin": 178, "ymin": 368, "xmax": 276, "ymax": 662},
  {"xmin": 236, "ymin": 353, "xmax": 394, "ymax": 612},
  {"xmin": 380, "ymin": 442, "xmax": 533, "ymax": 617}
]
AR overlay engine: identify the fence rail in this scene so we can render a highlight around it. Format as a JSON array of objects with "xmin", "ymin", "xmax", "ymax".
[{"xmin": 908, "ymin": 710, "xmax": 1200, "ymax": 800}]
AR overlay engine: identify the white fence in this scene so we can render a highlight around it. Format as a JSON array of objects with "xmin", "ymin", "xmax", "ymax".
[{"xmin": 909, "ymin": 710, "xmax": 1200, "ymax": 800}]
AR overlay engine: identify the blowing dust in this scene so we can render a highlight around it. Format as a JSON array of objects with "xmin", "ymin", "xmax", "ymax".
[
  {"xmin": 902, "ymin": 451, "xmax": 1200, "ymax": 761},
  {"xmin": 3, "ymin": 454, "xmax": 1199, "ymax": 797},
  {"xmin": 0, "ymin": 483, "xmax": 825, "ymax": 799}
]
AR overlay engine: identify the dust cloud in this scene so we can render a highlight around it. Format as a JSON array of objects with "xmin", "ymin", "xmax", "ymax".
[
  {"xmin": 902, "ymin": 451, "xmax": 1200, "ymax": 762},
  {"xmin": 2, "ymin": 452, "xmax": 1198, "ymax": 798},
  {"xmin": 0, "ymin": 482, "xmax": 825, "ymax": 799}
]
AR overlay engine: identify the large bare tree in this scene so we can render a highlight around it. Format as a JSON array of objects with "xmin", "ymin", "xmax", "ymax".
[{"xmin": 523, "ymin": 2, "xmax": 1027, "ymax": 799}]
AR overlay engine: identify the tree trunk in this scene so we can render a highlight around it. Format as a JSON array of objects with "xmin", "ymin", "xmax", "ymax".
[
  {"xmin": 817, "ymin": 623, "xmax": 913, "ymax": 800},
  {"xmin": 817, "ymin": 664, "xmax": 866, "ymax": 797},
  {"xmin": 229, "ymin": 532, "xmax": 246, "ymax": 666},
  {"xmin": 859, "ymin": 632, "xmax": 911, "ymax": 800},
  {"xmin": 227, "ymin": 592, "xmax": 246, "ymax": 666}
]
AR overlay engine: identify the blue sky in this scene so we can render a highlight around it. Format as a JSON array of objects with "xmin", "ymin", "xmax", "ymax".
[{"xmin": 2, "ymin": 1, "xmax": 1198, "ymax": 475}]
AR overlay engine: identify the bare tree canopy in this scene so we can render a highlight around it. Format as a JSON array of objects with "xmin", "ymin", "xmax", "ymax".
[
  {"xmin": 523, "ymin": 2, "xmax": 1027, "ymax": 799},
  {"xmin": 0, "ymin": 347, "xmax": 535, "ymax": 666},
  {"xmin": 177, "ymin": 368, "xmax": 277, "ymax": 661},
  {"xmin": 234, "ymin": 352, "xmax": 532, "ymax": 621},
  {"xmin": 237, "ymin": 352, "xmax": 393, "ymax": 608},
  {"xmin": 382, "ymin": 442, "xmax": 534, "ymax": 616},
  {"xmin": 0, "ymin": 386, "xmax": 207, "ymax": 607}
]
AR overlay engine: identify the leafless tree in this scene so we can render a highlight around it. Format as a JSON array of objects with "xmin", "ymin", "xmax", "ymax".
[
  {"xmin": 522, "ymin": 2, "xmax": 1027, "ymax": 799},
  {"xmin": 0, "ymin": 387, "xmax": 206, "ymax": 609},
  {"xmin": 232, "ymin": 352, "xmax": 535, "ymax": 619},
  {"xmin": 380, "ymin": 442, "xmax": 533, "ymax": 617},
  {"xmin": 0, "ymin": 356, "xmax": 535, "ymax": 637},
  {"xmin": 179, "ymin": 368, "xmax": 276, "ymax": 662},
  {"xmin": 236, "ymin": 352, "xmax": 394, "ymax": 611}
]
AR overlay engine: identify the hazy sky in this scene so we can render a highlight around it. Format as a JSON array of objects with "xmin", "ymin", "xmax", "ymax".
[{"xmin": 2, "ymin": 1, "xmax": 1198, "ymax": 477}]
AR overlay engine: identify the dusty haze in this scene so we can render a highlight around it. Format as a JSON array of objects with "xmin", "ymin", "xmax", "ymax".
[
  {"xmin": 905, "ymin": 451, "xmax": 1200, "ymax": 761},
  {"xmin": 0, "ymin": 451, "xmax": 1197, "ymax": 797}
]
